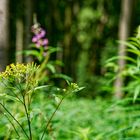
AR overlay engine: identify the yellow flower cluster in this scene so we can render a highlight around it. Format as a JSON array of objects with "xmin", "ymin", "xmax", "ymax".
[
  {"xmin": 0, "ymin": 63, "xmax": 39, "ymax": 81},
  {"xmin": 0, "ymin": 63, "xmax": 27, "ymax": 79}
]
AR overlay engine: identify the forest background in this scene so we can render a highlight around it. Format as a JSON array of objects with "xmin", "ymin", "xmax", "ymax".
[
  {"xmin": 1, "ymin": 0, "xmax": 139, "ymax": 98},
  {"xmin": 1, "ymin": 0, "xmax": 140, "ymax": 139}
]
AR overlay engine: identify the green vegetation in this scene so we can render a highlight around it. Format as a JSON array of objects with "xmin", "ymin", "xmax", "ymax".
[
  {"xmin": 1, "ymin": 20, "xmax": 140, "ymax": 140},
  {"xmin": 1, "ymin": 0, "xmax": 140, "ymax": 139},
  {"xmin": 1, "ymin": 97, "xmax": 140, "ymax": 140},
  {"xmin": 0, "ymin": 62, "xmax": 82, "ymax": 139}
]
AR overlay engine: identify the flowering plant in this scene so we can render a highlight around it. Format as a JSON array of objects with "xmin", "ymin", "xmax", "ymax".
[
  {"xmin": 24, "ymin": 22, "xmax": 71, "ymax": 84},
  {"xmin": 32, "ymin": 24, "xmax": 49, "ymax": 48},
  {"xmin": 0, "ymin": 63, "xmax": 82, "ymax": 139},
  {"xmin": 24, "ymin": 22, "xmax": 50, "ymax": 63},
  {"xmin": 0, "ymin": 20, "xmax": 84, "ymax": 139}
]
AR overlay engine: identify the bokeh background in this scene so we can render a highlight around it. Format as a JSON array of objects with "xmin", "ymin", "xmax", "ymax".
[{"xmin": 0, "ymin": 0, "xmax": 139, "ymax": 98}]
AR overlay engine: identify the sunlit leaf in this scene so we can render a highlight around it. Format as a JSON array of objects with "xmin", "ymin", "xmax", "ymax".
[
  {"xmin": 34, "ymin": 85, "xmax": 50, "ymax": 91},
  {"xmin": 133, "ymin": 85, "xmax": 140, "ymax": 103}
]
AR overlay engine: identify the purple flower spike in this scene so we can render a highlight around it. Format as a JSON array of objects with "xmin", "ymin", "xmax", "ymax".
[{"xmin": 31, "ymin": 23, "xmax": 49, "ymax": 49}]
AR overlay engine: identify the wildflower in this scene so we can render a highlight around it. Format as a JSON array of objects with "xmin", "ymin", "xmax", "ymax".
[
  {"xmin": 42, "ymin": 39, "xmax": 48, "ymax": 46},
  {"xmin": 31, "ymin": 24, "xmax": 49, "ymax": 48},
  {"xmin": 32, "ymin": 36, "xmax": 38, "ymax": 43},
  {"xmin": 0, "ymin": 63, "xmax": 39, "ymax": 83},
  {"xmin": 39, "ymin": 29, "xmax": 46, "ymax": 38}
]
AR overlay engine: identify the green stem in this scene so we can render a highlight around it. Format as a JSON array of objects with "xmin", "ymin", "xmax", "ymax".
[
  {"xmin": 40, "ymin": 96, "xmax": 65, "ymax": 140},
  {"xmin": 23, "ymin": 95, "xmax": 32, "ymax": 140},
  {"xmin": 4, "ymin": 113, "xmax": 20, "ymax": 138},
  {"xmin": 2, "ymin": 81, "xmax": 24, "ymax": 104},
  {"xmin": 0, "ymin": 102, "xmax": 29, "ymax": 139}
]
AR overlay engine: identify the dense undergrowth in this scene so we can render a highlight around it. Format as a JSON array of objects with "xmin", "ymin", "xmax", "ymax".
[
  {"xmin": 1, "ymin": 97, "xmax": 140, "ymax": 140},
  {"xmin": 1, "ymin": 21, "xmax": 140, "ymax": 139},
  {"xmin": 48, "ymin": 98, "xmax": 140, "ymax": 140}
]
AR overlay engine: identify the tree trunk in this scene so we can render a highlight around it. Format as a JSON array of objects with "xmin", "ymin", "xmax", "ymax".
[
  {"xmin": 16, "ymin": 19, "xmax": 23, "ymax": 63},
  {"xmin": 114, "ymin": 0, "xmax": 135, "ymax": 99},
  {"xmin": 63, "ymin": 3, "xmax": 72, "ymax": 75},
  {"xmin": 24, "ymin": 0, "xmax": 33, "ymax": 62},
  {"xmin": 0, "ymin": 0, "xmax": 9, "ymax": 71}
]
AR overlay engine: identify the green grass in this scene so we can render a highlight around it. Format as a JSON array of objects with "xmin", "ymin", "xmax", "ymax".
[
  {"xmin": 1, "ymin": 97, "xmax": 140, "ymax": 140},
  {"xmin": 53, "ymin": 98, "xmax": 140, "ymax": 140}
]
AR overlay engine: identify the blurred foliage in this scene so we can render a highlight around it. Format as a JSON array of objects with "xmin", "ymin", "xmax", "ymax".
[
  {"xmin": 9, "ymin": 0, "xmax": 140, "ymax": 97},
  {"xmin": 75, "ymin": 0, "xmax": 120, "ymax": 97},
  {"xmin": 2, "ymin": 0, "xmax": 140, "ymax": 139},
  {"xmin": 1, "ymin": 97, "xmax": 140, "ymax": 139},
  {"xmin": 0, "ymin": 19, "xmax": 83, "ymax": 139},
  {"xmin": 105, "ymin": 26, "xmax": 140, "ymax": 99},
  {"xmin": 0, "ymin": 63, "xmax": 82, "ymax": 139}
]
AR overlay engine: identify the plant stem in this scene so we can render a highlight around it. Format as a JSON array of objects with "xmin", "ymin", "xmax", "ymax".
[
  {"xmin": 40, "ymin": 96, "xmax": 65, "ymax": 140},
  {"xmin": 0, "ymin": 102, "xmax": 29, "ymax": 139},
  {"xmin": 4, "ymin": 113, "xmax": 20, "ymax": 138},
  {"xmin": 2, "ymin": 81, "xmax": 24, "ymax": 104},
  {"xmin": 23, "ymin": 95, "xmax": 32, "ymax": 140}
]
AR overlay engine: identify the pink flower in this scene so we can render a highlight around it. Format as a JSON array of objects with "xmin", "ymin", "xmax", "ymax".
[
  {"xmin": 32, "ymin": 36, "xmax": 38, "ymax": 42},
  {"xmin": 31, "ymin": 24, "xmax": 49, "ymax": 49},
  {"xmin": 40, "ymin": 30, "xmax": 46, "ymax": 38},
  {"xmin": 36, "ymin": 30, "xmax": 46, "ymax": 39},
  {"xmin": 36, "ymin": 40, "xmax": 43, "ymax": 47},
  {"xmin": 36, "ymin": 34, "xmax": 42, "ymax": 40},
  {"xmin": 36, "ymin": 42, "xmax": 41, "ymax": 48},
  {"xmin": 42, "ymin": 39, "xmax": 48, "ymax": 46}
]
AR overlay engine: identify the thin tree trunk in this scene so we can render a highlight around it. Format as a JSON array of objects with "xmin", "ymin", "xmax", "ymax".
[
  {"xmin": 0, "ymin": 0, "xmax": 9, "ymax": 71},
  {"xmin": 63, "ymin": 4, "xmax": 72, "ymax": 74},
  {"xmin": 114, "ymin": 0, "xmax": 135, "ymax": 99},
  {"xmin": 16, "ymin": 19, "xmax": 23, "ymax": 63},
  {"xmin": 24, "ymin": 0, "xmax": 33, "ymax": 62}
]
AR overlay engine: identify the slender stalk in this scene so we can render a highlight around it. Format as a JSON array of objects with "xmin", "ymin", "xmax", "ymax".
[
  {"xmin": 0, "ymin": 102, "xmax": 29, "ymax": 139},
  {"xmin": 36, "ymin": 53, "xmax": 50, "ymax": 81},
  {"xmin": 40, "ymin": 96, "xmax": 65, "ymax": 140},
  {"xmin": 15, "ymin": 81, "xmax": 32, "ymax": 139},
  {"xmin": 4, "ymin": 113, "xmax": 20, "ymax": 138},
  {"xmin": 23, "ymin": 95, "xmax": 32, "ymax": 140},
  {"xmin": 1, "ymin": 81, "xmax": 24, "ymax": 104}
]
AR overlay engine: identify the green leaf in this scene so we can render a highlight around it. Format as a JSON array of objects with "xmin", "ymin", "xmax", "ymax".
[
  {"xmin": 34, "ymin": 85, "xmax": 50, "ymax": 91},
  {"xmin": 133, "ymin": 85, "xmax": 140, "ymax": 103},
  {"xmin": 127, "ymin": 49, "xmax": 140, "ymax": 57},
  {"xmin": 52, "ymin": 74, "xmax": 72, "ymax": 81},
  {"xmin": 23, "ymin": 50, "xmax": 43, "ymax": 61},
  {"xmin": 118, "ymin": 40, "xmax": 139, "ymax": 50},
  {"xmin": 106, "ymin": 56, "xmax": 136, "ymax": 64},
  {"xmin": 46, "ymin": 63, "xmax": 56, "ymax": 73},
  {"xmin": 5, "ymin": 95, "xmax": 21, "ymax": 102},
  {"xmin": 54, "ymin": 60, "xmax": 64, "ymax": 66},
  {"xmin": 47, "ymin": 46, "xmax": 61, "ymax": 54},
  {"xmin": 72, "ymin": 87, "xmax": 85, "ymax": 93}
]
